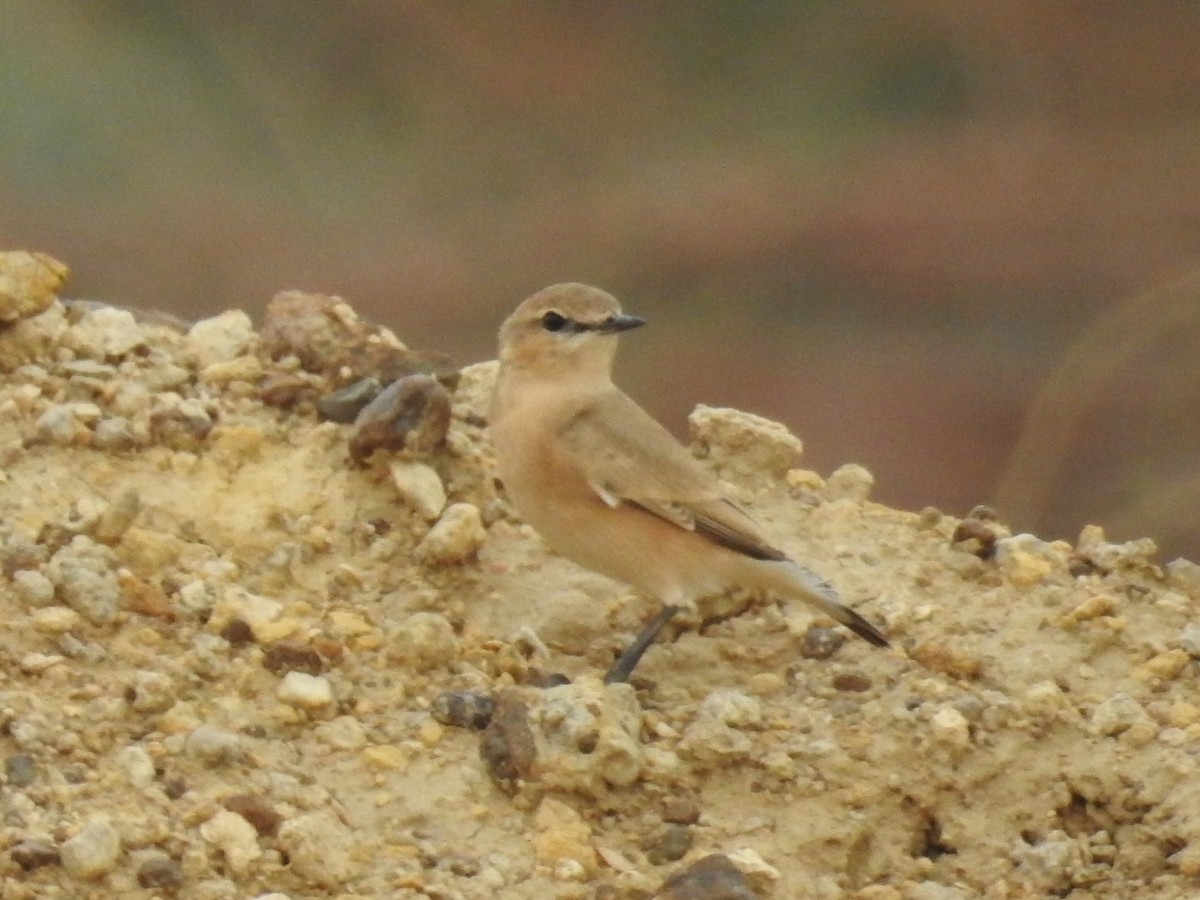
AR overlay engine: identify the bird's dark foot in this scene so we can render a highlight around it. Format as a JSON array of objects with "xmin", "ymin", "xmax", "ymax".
[{"xmin": 603, "ymin": 604, "xmax": 681, "ymax": 684}]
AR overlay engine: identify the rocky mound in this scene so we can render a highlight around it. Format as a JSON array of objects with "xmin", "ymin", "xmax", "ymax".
[{"xmin": 1, "ymin": 251, "xmax": 1199, "ymax": 899}]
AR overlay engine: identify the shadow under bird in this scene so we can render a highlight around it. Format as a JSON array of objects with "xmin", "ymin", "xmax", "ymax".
[{"xmin": 490, "ymin": 283, "xmax": 889, "ymax": 683}]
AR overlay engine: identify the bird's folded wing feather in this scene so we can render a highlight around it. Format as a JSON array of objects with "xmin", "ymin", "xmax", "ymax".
[{"xmin": 558, "ymin": 392, "xmax": 786, "ymax": 562}]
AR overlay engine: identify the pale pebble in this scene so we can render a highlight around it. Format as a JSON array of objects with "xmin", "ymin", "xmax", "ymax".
[
  {"xmin": 930, "ymin": 706, "xmax": 972, "ymax": 750},
  {"xmin": 129, "ymin": 670, "xmax": 175, "ymax": 713},
  {"xmin": 31, "ymin": 606, "xmax": 81, "ymax": 633},
  {"xmin": 1091, "ymin": 692, "xmax": 1152, "ymax": 737},
  {"xmin": 45, "ymin": 535, "xmax": 121, "ymax": 624},
  {"xmin": 60, "ymin": 818, "xmax": 121, "ymax": 880},
  {"xmin": 63, "ymin": 307, "xmax": 145, "ymax": 358},
  {"xmin": 314, "ymin": 716, "xmax": 368, "ymax": 750},
  {"xmin": 184, "ymin": 724, "xmax": 243, "ymax": 766},
  {"xmin": 388, "ymin": 460, "xmax": 446, "ymax": 521},
  {"xmin": 415, "ymin": 502, "xmax": 486, "ymax": 565},
  {"xmin": 0, "ymin": 251, "xmax": 66, "ymax": 322},
  {"xmin": 116, "ymin": 745, "xmax": 156, "ymax": 788},
  {"xmin": 387, "ymin": 611, "xmax": 458, "ymax": 671},
  {"xmin": 13, "ymin": 569, "xmax": 55, "ymax": 608},
  {"xmin": 826, "ymin": 462, "xmax": 875, "ymax": 501},
  {"xmin": 36, "ymin": 405, "xmax": 81, "ymax": 444},
  {"xmin": 277, "ymin": 810, "xmax": 359, "ymax": 888},
  {"xmin": 277, "ymin": 671, "xmax": 334, "ymax": 710},
  {"xmin": 187, "ymin": 310, "xmax": 256, "ymax": 367},
  {"xmin": 200, "ymin": 809, "xmax": 263, "ymax": 876}
]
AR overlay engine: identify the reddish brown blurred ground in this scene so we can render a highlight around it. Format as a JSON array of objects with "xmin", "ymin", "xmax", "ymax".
[{"xmin": 5, "ymin": 2, "xmax": 1200, "ymax": 556}]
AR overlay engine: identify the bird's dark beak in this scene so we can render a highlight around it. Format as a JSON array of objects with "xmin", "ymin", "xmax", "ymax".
[{"xmin": 597, "ymin": 314, "xmax": 646, "ymax": 334}]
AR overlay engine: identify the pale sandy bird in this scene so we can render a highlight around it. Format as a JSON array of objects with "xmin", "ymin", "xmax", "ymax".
[{"xmin": 490, "ymin": 283, "xmax": 888, "ymax": 682}]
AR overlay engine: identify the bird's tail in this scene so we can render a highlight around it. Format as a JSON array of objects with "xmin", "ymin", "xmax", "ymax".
[{"xmin": 754, "ymin": 559, "xmax": 890, "ymax": 648}]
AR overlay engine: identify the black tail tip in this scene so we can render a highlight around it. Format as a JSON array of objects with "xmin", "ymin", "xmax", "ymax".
[{"xmin": 847, "ymin": 613, "xmax": 890, "ymax": 648}]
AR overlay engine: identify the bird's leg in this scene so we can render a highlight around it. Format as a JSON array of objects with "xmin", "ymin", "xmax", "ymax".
[{"xmin": 603, "ymin": 604, "xmax": 681, "ymax": 684}]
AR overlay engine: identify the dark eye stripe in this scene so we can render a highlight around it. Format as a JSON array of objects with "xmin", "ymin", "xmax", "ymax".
[{"xmin": 541, "ymin": 310, "xmax": 598, "ymax": 334}]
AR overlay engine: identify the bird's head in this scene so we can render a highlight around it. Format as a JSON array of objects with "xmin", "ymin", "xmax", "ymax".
[{"xmin": 498, "ymin": 283, "xmax": 645, "ymax": 378}]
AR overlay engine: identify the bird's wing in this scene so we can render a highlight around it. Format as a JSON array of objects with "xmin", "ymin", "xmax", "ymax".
[{"xmin": 558, "ymin": 391, "xmax": 787, "ymax": 562}]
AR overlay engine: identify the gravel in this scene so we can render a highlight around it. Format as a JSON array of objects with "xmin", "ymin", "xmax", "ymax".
[{"xmin": 3, "ymin": 253, "xmax": 1200, "ymax": 897}]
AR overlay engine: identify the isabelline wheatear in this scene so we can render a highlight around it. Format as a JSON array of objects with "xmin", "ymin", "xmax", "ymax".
[{"xmin": 490, "ymin": 283, "xmax": 888, "ymax": 682}]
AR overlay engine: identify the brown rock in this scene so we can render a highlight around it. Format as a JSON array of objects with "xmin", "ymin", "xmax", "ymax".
[
  {"xmin": 348, "ymin": 374, "xmax": 451, "ymax": 462},
  {"xmin": 832, "ymin": 672, "xmax": 872, "ymax": 692},
  {"xmin": 223, "ymin": 793, "xmax": 282, "ymax": 837},
  {"xmin": 642, "ymin": 824, "xmax": 693, "ymax": 865},
  {"xmin": 318, "ymin": 376, "xmax": 383, "ymax": 423},
  {"xmin": 799, "ymin": 626, "xmax": 846, "ymax": 660},
  {"xmin": 262, "ymin": 640, "xmax": 325, "ymax": 675},
  {"xmin": 260, "ymin": 290, "xmax": 457, "ymax": 388},
  {"xmin": 119, "ymin": 571, "xmax": 176, "ymax": 620},
  {"xmin": 259, "ymin": 369, "xmax": 317, "ymax": 408},
  {"xmin": 220, "ymin": 617, "xmax": 255, "ymax": 646},
  {"xmin": 911, "ymin": 640, "xmax": 984, "ymax": 680},
  {"xmin": 951, "ymin": 518, "xmax": 1000, "ymax": 560},
  {"xmin": 662, "ymin": 796, "xmax": 702, "ymax": 826},
  {"xmin": 658, "ymin": 853, "xmax": 758, "ymax": 899},
  {"xmin": 432, "ymin": 690, "xmax": 495, "ymax": 730},
  {"xmin": 479, "ymin": 690, "xmax": 537, "ymax": 789},
  {"xmin": 135, "ymin": 852, "xmax": 184, "ymax": 890},
  {"xmin": 10, "ymin": 837, "xmax": 60, "ymax": 871}
]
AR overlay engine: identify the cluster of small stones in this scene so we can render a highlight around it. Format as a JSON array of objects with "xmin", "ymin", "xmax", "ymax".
[
  {"xmin": 2, "ymin": 251, "xmax": 1200, "ymax": 898},
  {"xmin": 0, "ymin": 253, "xmax": 784, "ymax": 897}
]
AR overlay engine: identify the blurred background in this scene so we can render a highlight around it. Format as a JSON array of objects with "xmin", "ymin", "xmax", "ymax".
[{"xmin": 4, "ymin": 2, "xmax": 1200, "ymax": 558}]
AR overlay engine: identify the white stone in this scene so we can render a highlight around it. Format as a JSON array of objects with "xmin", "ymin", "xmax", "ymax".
[
  {"xmin": 277, "ymin": 810, "xmax": 359, "ymax": 888},
  {"xmin": 60, "ymin": 818, "xmax": 121, "ymax": 880},
  {"xmin": 187, "ymin": 310, "xmax": 256, "ymax": 367},
  {"xmin": 93, "ymin": 416, "xmax": 136, "ymax": 450},
  {"xmin": 35, "ymin": 404, "xmax": 80, "ymax": 444},
  {"xmin": 314, "ymin": 716, "xmax": 368, "ymax": 750},
  {"xmin": 678, "ymin": 690, "xmax": 763, "ymax": 763},
  {"xmin": 200, "ymin": 809, "xmax": 262, "ymax": 876},
  {"xmin": 277, "ymin": 671, "xmax": 334, "ymax": 710},
  {"xmin": 116, "ymin": 745, "xmax": 156, "ymax": 788},
  {"xmin": 129, "ymin": 670, "xmax": 175, "ymax": 713},
  {"xmin": 388, "ymin": 460, "xmax": 446, "ymax": 521},
  {"xmin": 726, "ymin": 847, "xmax": 781, "ymax": 884},
  {"xmin": 699, "ymin": 689, "xmax": 762, "ymax": 727},
  {"xmin": 416, "ymin": 502, "xmax": 486, "ymax": 565},
  {"xmin": 907, "ymin": 881, "xmax": 972, "ymax": 900},
  {"xmin": 930, "ymin": 706, "xmax": 972, "ymax": 750},
  {"xmin": 46, "ymin": 535, "xmax": 121, "ymax": 624},
  {"xmin": 1167, "ymin": 558, "xmax": 1200, "ymax": 593},
  {"xmin": 13, "ymin": 569, "xmax": 55, "ymax": 607},
  {"xmin": 177, "ymin": 579, "xmax": 215, "ymax": 614},
  {"xmin": 1091, "ymin": 692, "xmax": 1152, "ymax": 737},
  {"xmin": 826, "ymin": 462, "xmax": 875, "ymax": 501},
  {"xmin": 63, "ymin": 307, "xmax": 145, "ymax": 358},
  {"xmin": 524, "ymin": 680, "xmax": 645, "ymax": 796},
  {"xmin": 1180, "ymin": 624, "xmax": 1200, "ymax": 658},
  {"xmin": 387, "ymin": 611, "xmax": 458, "ymax": 671},
  {"xmin": 30, "ymin": 605, "xmax": 81, "ymax": 633},
  {"xmin": 688, "ymin": 404, "xmax": 803, "ymax": 479},
  {"xmin": 451, "ymin": 360, "xmax": 498, "ymax": 422},
  {"xmin": 200, "ymin": 355, "xmax": 264, "ymax": 385},
  {"xmin": 207, "ymin": 587, "xmax": 283, "ymax": 639},
  {"xmin": 184, "ymin": 724, "xmax": 243, "ymax": 766}
]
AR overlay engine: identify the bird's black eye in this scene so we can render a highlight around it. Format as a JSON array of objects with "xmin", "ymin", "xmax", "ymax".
[{"xmin": 541, "ymin": 311, "xmax": 568, "ymax": 332}]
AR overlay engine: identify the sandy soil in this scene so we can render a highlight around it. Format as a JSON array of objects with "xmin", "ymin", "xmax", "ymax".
[{"xmin": 2, "ymin": 253, "xmax": 1200, "ymax": 899}]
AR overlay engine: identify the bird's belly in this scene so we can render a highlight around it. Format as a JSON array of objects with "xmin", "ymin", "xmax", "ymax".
[
  {"xmin": 511, "ymin": 480, "xmax": 728, "ymax": 601},
  {"xmin": 492, "ymin": 405, "xmax": 727, "ymax": 601}
]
